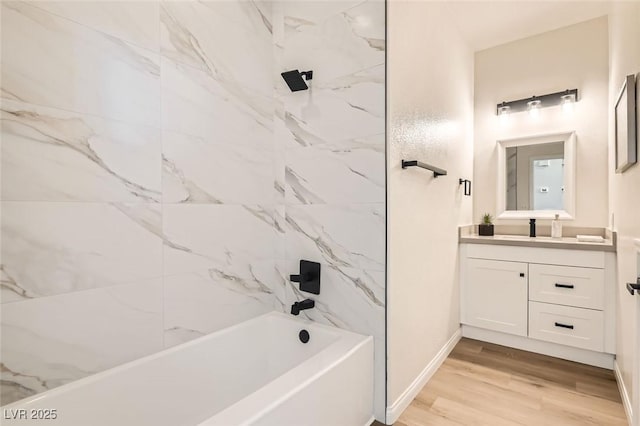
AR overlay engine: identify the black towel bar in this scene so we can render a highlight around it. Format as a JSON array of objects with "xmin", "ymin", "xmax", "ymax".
[{"xmin": 401, "ymin": 160, "xmax": 447, "ymax": 178}]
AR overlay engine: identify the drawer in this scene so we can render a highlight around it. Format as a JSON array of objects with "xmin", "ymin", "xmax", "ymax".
[
  {"xmin": 529, "ymin": 264, "xmax": 605, "ymax": 309},
  {"xmin": 528, "ymin": 301, "xmax": 604, "ymax": 352}
]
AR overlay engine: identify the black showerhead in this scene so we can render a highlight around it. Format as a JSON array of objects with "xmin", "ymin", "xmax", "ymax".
[{"xmin": 281, "ymin": 69, "xmax": 313, "ymax": 92}]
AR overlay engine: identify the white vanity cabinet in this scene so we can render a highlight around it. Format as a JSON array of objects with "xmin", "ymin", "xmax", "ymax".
[{"xmin": 460, "ymin": 242, "xmax": 616, "ymax": 368}]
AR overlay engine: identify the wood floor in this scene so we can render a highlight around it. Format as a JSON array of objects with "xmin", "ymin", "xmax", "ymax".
[{"xmin": 390, "ymin": 338, "xmax": 628, "ymax": 426}]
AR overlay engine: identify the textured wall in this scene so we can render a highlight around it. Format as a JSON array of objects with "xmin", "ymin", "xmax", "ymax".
[
  {"xmin": 473, "ymin": 17, "xmax": 609, "ymax": 226},
  {"xmin": 386, "ymin": 1, "xmax": 474, "ymax": 416},
  {"xmin": 608, "ymin": 1, "xmax": 640, "ymax": 416}
]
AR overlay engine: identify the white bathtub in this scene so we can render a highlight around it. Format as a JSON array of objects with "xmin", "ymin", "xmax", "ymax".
[{"xmin": 1, "ymin": 312, "xmax": 374, "ymax": 426}]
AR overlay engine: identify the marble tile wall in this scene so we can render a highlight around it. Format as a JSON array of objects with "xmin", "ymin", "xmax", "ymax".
[
  {"xmin": 0, "ymin": 0, "xmax": 278, "ymax": 405},
  {"xmin": 1, "ymin": 0, "xmax": 386, "ymax": 417},
  {"xmin": 1, "ymin": 0, "xmax": 165, "ymax": 405},
  {"xmin": 274, "ymin": 0, "xmax": 386, "ymax": 420},
  {"xmin": 158, "ymin": 0, "xmax": 279, "ymax": 348}
]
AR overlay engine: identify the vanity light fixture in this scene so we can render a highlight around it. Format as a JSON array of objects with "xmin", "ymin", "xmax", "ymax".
[{"xmin": 495, "ymin": 89, "xmax": 578, "ymax": 115}]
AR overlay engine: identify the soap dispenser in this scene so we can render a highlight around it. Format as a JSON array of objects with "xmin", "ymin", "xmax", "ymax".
[{"xmin": 551, "ymin": 214, "xmax": 562, "ymax": 239}]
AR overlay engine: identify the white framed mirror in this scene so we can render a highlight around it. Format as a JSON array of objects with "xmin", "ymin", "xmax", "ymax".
[{"xmin": 496, "ymin": 131, "xmax": 576, "ymax": 220}]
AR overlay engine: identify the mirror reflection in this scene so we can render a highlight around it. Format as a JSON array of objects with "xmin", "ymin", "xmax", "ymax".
[{"xmin": 505, "ymin": 141, "xmax": 564, "ymax": 211}]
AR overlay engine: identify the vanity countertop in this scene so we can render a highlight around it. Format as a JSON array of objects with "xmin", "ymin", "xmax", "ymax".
[{"xmin": 459, "ymin": 226, "xmax": 616, "ymax": 252}]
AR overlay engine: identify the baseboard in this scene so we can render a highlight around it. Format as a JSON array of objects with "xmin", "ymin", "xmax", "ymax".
[
  {"xmin": 385, "ymin": 328, "xmax": 462, "ymax": 424},
  {"xmin": 614, "ymin": 361, "xmax": 634, "ymax": 426},
  {"xmin": 462, "ymin": 325, "xmax": 614, "ymax": 369}
]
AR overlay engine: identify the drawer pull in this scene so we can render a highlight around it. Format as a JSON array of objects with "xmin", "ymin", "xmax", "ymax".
[
  {"xmin": 555, "ymin": 283, "xmax": 574, "ymax": 289},
  {"xmin": 554, "ymin": 322, "xmax": 574, "ymax": 330}
]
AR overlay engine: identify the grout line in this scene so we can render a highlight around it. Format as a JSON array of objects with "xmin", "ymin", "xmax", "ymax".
[
  {"xmin": 1, "ymin": 275, "xmax": 166, "ymax": 306},
  {"xmin": 159, "ymin": 3, "xmax": 166, "ymax": 351}
]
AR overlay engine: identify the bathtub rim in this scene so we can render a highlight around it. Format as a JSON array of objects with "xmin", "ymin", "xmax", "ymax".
[{"xmin": 1, "ymin": 311, "xmax": 370, "ymax": 411}]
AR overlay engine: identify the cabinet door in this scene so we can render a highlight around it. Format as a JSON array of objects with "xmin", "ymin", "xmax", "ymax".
[{"xmin": 463, "ymin": 259, "xmax": 528, "ymax": 336}]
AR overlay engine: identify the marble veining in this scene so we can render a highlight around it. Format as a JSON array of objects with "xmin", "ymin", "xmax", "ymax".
[
  {"xmin": 163, "ymin": 270, "xmax": 275, "ymax": 348},
  {"xmin": 282, "ymin": 2, "xmax": 384, "ymax": 85},
  {"xmin": 342, "ymin": 1, "xmax": 386, "ymax": 52},
  {"xmin": 281, "ymin": 1, "xmax": 364, "ymax": 32},
  {"xmin": 1, "ymin": 2, "xmax": 161, "ymax": 127},
  {"xmin": 1, "ymin": 279, "xmax": 163, "ymax": 401},
  {"xmin": 285, "ymin": 134, "xmax": 385, "ymax": 204},
  {"xmin": 285, "ymin": 204, "xmax": 385, "ymax": 272},
  {"xmin": 1, "ymin": 266, "xmax": 35, "ymax": 303},
  {"xmin": 160, "ymin": 1, "xmax": 273, "ymax": 97},
  {"xmin": 162, "ymin": 131, "xmax": 275, "ymax": 204},
  {"xmin": 162, "ymin": 154, "xmax": 223, "ymax": 204},
  {"xmin": 1, "ymin": 202, "xmax": 163, "ymax": 302},
  {"xmin": 282, "ymin": 66, "xmax": 385, "ymax": 144},
  {"xmin": 161, "ymin": 57, "xmax": 273, "ymax": 148},
  {"xmin": 163, "ymin": 205, "xmax": 278, "ymax": 277},
  {"xmin": 206, "ymin": 264, "xmax": 275, "ymax": 298},
  {"xmin": 1, "ymin": 99, "xmax": 161, "ymax": 202},
  {"xmin": 27, "ymin": 1, "xmax": 160, "ymax": 52}
]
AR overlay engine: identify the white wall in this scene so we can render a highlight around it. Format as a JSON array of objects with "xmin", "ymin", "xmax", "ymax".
[
  {"xmin": 608, "ymin": 2, "xmax": 640, "ymax": 423},
  {"xmin": 474, "ymin": 17, "xmax": 609, "ymax": 226},
  {"xmin": 387, "ymin": 1, "xmax": 474, "ymax": 421}
]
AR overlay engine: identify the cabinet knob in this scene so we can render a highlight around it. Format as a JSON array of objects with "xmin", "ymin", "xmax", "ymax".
[{"xmin": 519, "ymin": 273, "xmax": 525, "ymax": 277}]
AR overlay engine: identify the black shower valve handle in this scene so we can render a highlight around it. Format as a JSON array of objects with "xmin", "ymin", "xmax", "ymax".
[
  {"xmin": 289, "ymin": 273, "xmax": 310, "ymax": 283},
  {"xmin": 289, "ymin": 260, "xmax": 321, "ymax": 295}
]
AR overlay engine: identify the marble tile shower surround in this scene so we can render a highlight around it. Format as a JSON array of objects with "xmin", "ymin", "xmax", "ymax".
[
  {"xmin": 1, "ymin": 100, "xmax": 162, "ymax": 202},
  {"xmin": 0, "ymin": 0, "xmax": 386, "ymax": 417}
]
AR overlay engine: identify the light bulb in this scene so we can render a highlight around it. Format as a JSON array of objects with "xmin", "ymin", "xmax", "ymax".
[
  {"xmin": 527, "ymin": 99, "xmax": 541, "ymax": 118},
  {"xmin": 561, "ymin": 93, "xmax": 575, "ymax": 113},
  {"xmin": 497, "ymin": 103, "xmax": 510, "ymax": 125}
]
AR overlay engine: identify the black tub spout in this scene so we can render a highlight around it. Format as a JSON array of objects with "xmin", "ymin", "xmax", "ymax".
[{"xmin": 291, "ymin": 299, "xmax": 315, "ymax": 316}]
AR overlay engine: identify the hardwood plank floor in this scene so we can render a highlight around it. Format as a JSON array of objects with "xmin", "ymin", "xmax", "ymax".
[{"xmin": 391, "ymin": 338, "xmax": 628, "ymax": 426}]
